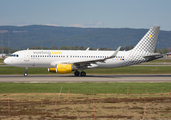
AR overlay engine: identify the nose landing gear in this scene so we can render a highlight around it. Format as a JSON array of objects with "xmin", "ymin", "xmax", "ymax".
[{"xmin": 24, "ymin": 67, "xmax": 28, "ymax": 77}]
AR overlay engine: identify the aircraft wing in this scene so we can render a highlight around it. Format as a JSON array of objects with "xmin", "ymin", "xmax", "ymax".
[{"xmin": 62, "ymin": 46, "xmax": 121, "ymax": 68}]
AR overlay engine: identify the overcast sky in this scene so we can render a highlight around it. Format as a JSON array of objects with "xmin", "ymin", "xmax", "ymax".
[{"xmin": 0, "ymin": 0, "xmax": 171, "ymax": 30}]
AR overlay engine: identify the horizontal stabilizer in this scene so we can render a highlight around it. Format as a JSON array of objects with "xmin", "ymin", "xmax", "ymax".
[{"xmin": 143, "ymin": 53, "xmax": 163, "ymax": 59}]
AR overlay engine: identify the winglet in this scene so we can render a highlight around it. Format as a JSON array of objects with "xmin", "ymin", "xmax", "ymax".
[{"xmin": 105, "ymin": 46, "xmax": 121, "ymax": 59}]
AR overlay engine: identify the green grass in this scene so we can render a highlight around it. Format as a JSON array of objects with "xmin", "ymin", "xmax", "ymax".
[
  {"xmin": 0, "ymin": 59, "xmax": 4, "ymax": 64},
  {"xmin": 0, "ymin": 67, "xmax": 52, "ymax": 75},
  {"xmin": 0, "ymin": 82, "xmax": 171, "ymax": 94},
  {"xmin": 86, "ymin": 66, "xmax": 171, "ymax": 74},
  {"xmin": 147, "ymin": 59, "xmax": 171, "ymax": 63},
  {"xmin": 1, "ymin": 66, "xmax": 171, "ymax": 75}
]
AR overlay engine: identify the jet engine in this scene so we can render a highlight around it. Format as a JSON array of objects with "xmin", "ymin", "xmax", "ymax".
[{"xmin": 48, "ymin": 64, "xmax": 76, "ymax": 74}]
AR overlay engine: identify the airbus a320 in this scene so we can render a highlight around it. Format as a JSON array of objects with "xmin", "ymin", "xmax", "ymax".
[{"xmin": 4, "ymin": 26, "xmax": 163, "ymax": 77}]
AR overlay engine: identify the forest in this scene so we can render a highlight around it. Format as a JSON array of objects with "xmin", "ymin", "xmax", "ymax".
[{"xmin": 0, "ymin": 25, "xmax": 171, "ymax": 54}]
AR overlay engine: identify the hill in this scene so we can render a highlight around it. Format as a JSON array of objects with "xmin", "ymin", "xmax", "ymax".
[{"xmin": 0, "ymin": 25, "xmax": 171, "ymax": 50}]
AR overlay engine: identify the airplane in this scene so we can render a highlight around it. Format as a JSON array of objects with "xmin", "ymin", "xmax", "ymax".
[{"xmin": 4, "ymin": 26, "xmax": 163, "ymax": 77}]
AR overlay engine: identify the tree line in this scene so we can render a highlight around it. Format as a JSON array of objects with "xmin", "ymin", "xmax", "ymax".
[{"xmin": 1, "ymin": 25, "xmax": 171, "ymax": 50}]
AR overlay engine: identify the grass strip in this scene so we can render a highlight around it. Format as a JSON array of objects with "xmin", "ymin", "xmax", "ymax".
[
  {"xmin": 0, "ymin": 82, "xmax": 170, "ymax": 94},
  {"xmin": 1, "ymin": 66, "xmax": 171, "ymax": 74},
  {"xmin": 0, "ymin": 59, "xmax": 4, "ymax": 63}
]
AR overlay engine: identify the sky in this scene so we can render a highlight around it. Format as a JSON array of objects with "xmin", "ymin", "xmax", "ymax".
[{"xmin": 0, "ymin": 0, "xmax": 171, "ymax": 30}]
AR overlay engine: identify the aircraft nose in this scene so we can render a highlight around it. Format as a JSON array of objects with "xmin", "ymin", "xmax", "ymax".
[{"xmin": 4, "ymin": 58, "xmax": 10, "ymax": 65}]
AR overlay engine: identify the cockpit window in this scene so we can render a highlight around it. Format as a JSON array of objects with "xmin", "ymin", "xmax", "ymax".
[{"xmin": 10, "ymin": 54, "xmax": 19, "ymax": 57}]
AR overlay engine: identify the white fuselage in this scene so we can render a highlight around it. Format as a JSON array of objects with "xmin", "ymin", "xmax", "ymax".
[{"xmin": 4, "ymin": 50, "xmax": 130, "ymax": 69}]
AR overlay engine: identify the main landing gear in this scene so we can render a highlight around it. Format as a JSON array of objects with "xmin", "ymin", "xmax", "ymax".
[
  {"xmin": 74, "ymin": 70, "xmax": 86, "ymax": 77},
  {"xmin": 24, "ymin": 67, "xmax": 28, "ymax": 77}
]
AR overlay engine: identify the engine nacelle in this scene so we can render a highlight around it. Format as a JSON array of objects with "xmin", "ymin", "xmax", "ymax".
[{"xmin": 48, "ymin": 64, "xmax": 75, "ymax": 74}]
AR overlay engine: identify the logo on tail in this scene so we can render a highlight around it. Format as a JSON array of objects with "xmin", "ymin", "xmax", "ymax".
[
  {"xmin": 120, "ymin": 26, "xmax": 161, "ymax": 67},
  {"xmin": 132, "ymin": 26, "xmax": 160, "ymax": 54}
]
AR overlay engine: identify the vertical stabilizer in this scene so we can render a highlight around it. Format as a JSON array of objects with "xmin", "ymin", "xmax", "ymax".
[
  {"xmin": 120, "ymin": 26, "xmax": 160, "ymax": 67},
  {"xmin": 132, "ymin": 26, "xmax": 160, "ymax": 54}
]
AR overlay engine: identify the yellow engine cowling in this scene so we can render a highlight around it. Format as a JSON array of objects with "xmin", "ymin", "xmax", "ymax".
[{"xmin": 48, "ymin": 64, "xmax": 73, "ymax": 74}]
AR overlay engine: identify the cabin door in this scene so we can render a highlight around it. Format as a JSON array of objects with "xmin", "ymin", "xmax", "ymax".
[{"xmin": 24, "ymin": 52, "xmax": 30, "ymax": 61}]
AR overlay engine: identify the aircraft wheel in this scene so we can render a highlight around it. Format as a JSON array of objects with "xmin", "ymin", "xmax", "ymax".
[
  {"xmin": 24, "ymin": 73, "xmax": 28, "ymax": 77},
  {"xmin": 74, "ymin": 71, "xmax": 80, "ymax": 76},
  {"xmin": 81, "ymin": 71, "xmax": 86, "ymax": 76}
]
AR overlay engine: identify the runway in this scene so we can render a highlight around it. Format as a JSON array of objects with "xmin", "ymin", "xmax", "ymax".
[{"xmin": 0, "ymin": 74, "xmax": 171, "ymax": 83}]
